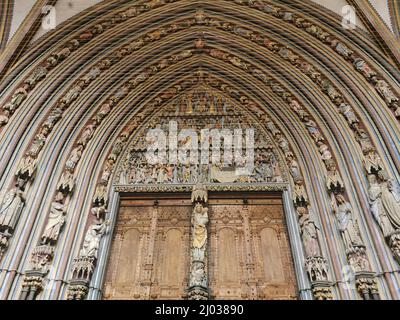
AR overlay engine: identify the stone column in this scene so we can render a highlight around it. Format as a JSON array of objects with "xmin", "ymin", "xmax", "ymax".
[{"xmin": 188, "ymin": 184, "xmax": 209, "ymax": 300}]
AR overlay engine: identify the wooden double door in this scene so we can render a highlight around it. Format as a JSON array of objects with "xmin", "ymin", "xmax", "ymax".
[{"xmin": 103, "ymin": 192, "xmax": 298, "ymax": 300}]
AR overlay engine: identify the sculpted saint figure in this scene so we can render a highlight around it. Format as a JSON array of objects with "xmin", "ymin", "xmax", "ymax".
[
  {"xmin": 24, "ymin": 66, "xmax": 48, "ymax": 88},
  {"xmin": 368, "ymin": 174, "xmax": 394, "ymax": 237},
  {"xmin": 332, "ymin": 195, "xmax": 363, "ymax": 249},
  {"xmin": 79, "ymin": 220, "xmax": 109, "ymax": 259},
  {"xmin": 28, "ymin": 126, "xmax": 49, "ymax": 157},
  {"xmin": 354, "ymin": 125, "xmax": 374, "ymax": 154},
  {"xmin": 93, "ymin": 103, "xmax": 111, "ymax": 124},
  {"xmin": 41, "ymin": 192, "xmax": 66, "ymax": 244},
  {"xmin": 375, "ymin": 80, "xmax": 399, "ymax": 105},
  {"xmin": 4, "ymin": 87, "xmax": 28, "ymax": 112},
  {"xmin": 287, "ymin": 155, "xmax": 302, "ymax": 182},
  {"xmin": 299, "ymin": 208, "xmax": 321, "ymax": 257},
  {"xmin": 77, "ymin": 124, "xmax": 95, "ymax": 146},
  {"xmin": 0, "ymin": 187, "xmax": 24, "ymax": 235},
  {"xmin": 65, "ymin": 145, "xmax": 83, "ymax": 171},
  {"xmin": 43, "ymin": 107, "xmax": 63, "ymax": 130},
  {"xmin": 304, "ymin": 117, "xmax": 324, "ymax": 142},
  {"xmin": 353, "ymin": 58, "xmax": 376, "ymax": 79},
  {"xmin": 192, "ymin": 203, "xmax": 209, "ymax": 261},
  {"xmin": 339, "ymin": 103, "xmax": 359, "ymax": 126},
  {"xmin": 381, "ymin": 179, "xmax": 400, "ymax": 230}
]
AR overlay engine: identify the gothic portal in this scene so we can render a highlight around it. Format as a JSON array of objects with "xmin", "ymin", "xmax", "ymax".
[{"xmin": 0, "ymin": 0, "xmax": 399, "ymax": 300}]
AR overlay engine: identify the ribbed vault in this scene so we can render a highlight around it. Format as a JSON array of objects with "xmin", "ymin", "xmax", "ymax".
[{"xmin": 0, "ymin": 0, "xmax": 399, "ymax": 300}]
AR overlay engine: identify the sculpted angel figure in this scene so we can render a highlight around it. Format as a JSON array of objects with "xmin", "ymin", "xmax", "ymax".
[{"xmin": 41, "ymin": 192, "xmax": 67, "ymax": 244}]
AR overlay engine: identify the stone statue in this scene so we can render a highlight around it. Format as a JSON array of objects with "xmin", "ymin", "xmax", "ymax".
[
  {"xmin": 192, "ymin": 203, "xmax": 209, "ymax": 261},
  {"xmin": 287, "ymin": 155, "xmax": 302, "ymax": 182},
  {"xmin": 304, "ymin": 117, "xmax": 324, "ymax": 142},
  {"xmin": 65, "ymin": 145, "xmax": 84, "ymax": 171},
  {"xmin": 332, "ymin": 195, "xmax": 363, "ymax": 249},
  {"xmin": 41, "ymin": 192, "xmax": 66, "ymax": 244},
  {"xmin": 0, "ymin": 187, "xmax": 24, "ymax": 235},
  {"xmin": 375, "ymin": 80, "xmax": 398, "ymax": 106},
  {"xmin": 354, "ymin": 126, "xmax": 374, "ymax": 154},
  {"xmin": 43, "ymin": 107, "xmax": 63, "ymax": 130},
  {"xmin": 318, "ymin": 143, "xmax": 332, "ymax": 162},
  {"xmin": 368, "ymin": 174, "xmax": 395, "ymax": 237},
  {"xmin": 299, "ymin": 211, "xmax": 321, "ymax": 257},
  {"xmin": 353, "ymin": 58, "xmax": 376, "ymax": 79},
  {"xmin": 79, "ymin": 220, "xmax": 110, "ymax": 259},
  {"xmin": 339, "ymin": 103, "xmax": 358, "ymax": 126},
  {"xmin": 60, "ymin": 83, "xmax": 83, "ymax": 106},
  {"xmin": 275, "ymin": 133, "xmax": 291, "ymax": 156},
  {"xmin": 24, "ymin": 66, "xmax": 48, "ymax": 88},
  {"xmin": 77, "ymin": 124, "xmax": 95, "ymax": 146},
  {"xmin": 381, "ymin": 179, "xmax": 400, "ymax": 230},
  {"xmin": 4, "ymin": 87, "xmax": 28, "ymax": 112},
  {"xmin": 28, "ymin": 127, "xmax": 49, "ymax": 157},
  {"xmin": 93, "ymin": 103, "xmax": 111, "ymax": 124},
  {"xmin": 0, "ymin": 110, "xmax": 10, "ymax": 126}
]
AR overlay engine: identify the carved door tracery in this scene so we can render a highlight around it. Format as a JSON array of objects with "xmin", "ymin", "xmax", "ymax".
[{"xmin": 103, "ymin": 194, "xmax": 297, "ymax": 300}]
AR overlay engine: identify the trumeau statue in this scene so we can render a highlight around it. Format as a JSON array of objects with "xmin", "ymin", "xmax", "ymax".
[
  {"xmin": 332, "ymin": 194, "xmax": 363, "ymax": 249},
  {"xmin": 41, "ymin": 192, "xmax": 66, "ymax": 244},
  {"xmin": 192, "ymin": 203, "xmax": 209, "ymax": 261},
  {"xmin": 0, "ymin": 187, "xmax": 24, "ymax": 235},
  {"xmin": 79, "ymin": 220, "xmax": 109, "ymax": 259},
  {"xmin": 368, "ymin": 174, "xmax": 395, "ymax": 237}
]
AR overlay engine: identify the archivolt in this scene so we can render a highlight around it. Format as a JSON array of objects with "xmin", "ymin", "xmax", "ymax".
[{"xmin": 1, "ymin": 0, "xmax": 399, "ymax": 300}]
